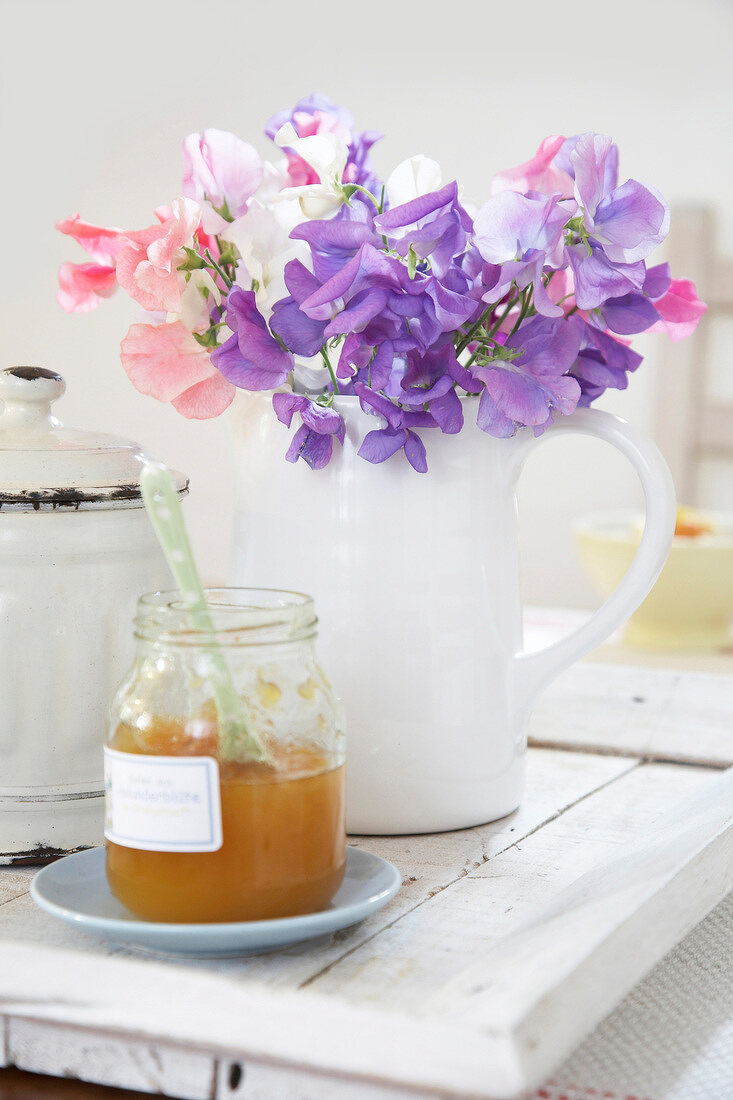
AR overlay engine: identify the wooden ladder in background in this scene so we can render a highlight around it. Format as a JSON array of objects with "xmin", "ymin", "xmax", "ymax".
[{"xmin": 655, "ymin": 207, "xmax": 733, "ymax": 503}]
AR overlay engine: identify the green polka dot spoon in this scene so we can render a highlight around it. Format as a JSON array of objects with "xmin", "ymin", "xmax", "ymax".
[{"xmin": 140, "ymin": 462, "xmax": 271, "ymax": 765}]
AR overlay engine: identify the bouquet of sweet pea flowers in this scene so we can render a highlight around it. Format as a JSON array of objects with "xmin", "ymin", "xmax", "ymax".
[{"xmin": 58, "ymin": 93, "xmax": 706, "ymax": 472}]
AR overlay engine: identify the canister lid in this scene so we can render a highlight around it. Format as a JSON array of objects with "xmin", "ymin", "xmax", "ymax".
[{"xmin": 0, "ymin": 367, "xmax": 188, "ymax": 510}]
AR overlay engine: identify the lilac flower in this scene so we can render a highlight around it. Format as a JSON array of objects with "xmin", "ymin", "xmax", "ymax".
[
  {"xmin": 211, "ymin": 288, "xmax": 293, "ymax": 390},
  {"xmin": 374, "ymin": 183, "xmax": 473, "ymax": 277},
  {"xmin": 473, "ymin": 316, "xmax": 582, "ymax": 437},
  {"xmin": 473, "ymin": 191, "xmax": 570, "ymax": 316},
  {"xmin": 272, "ymin": 392, "xmax": 345, "ymax": 470}
]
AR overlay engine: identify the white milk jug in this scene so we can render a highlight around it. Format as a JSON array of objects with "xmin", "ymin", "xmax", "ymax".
[{"xmin": 231, "ymin": 394, "xmax": 675, "ymax": 834}]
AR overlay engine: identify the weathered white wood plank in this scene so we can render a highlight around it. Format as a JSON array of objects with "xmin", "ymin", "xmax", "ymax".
[
  {"xmin": 7, "ymin": 1018, "xmax": 222, "ymax": 1099},
  {"xmin": 306, "ymin": 761, "xmax": 720, "ymax": 1011},
  {"xmin": 0, "ymin": 748, "xmax": 636, "ymax": 990},
  {"xmin": 0, "ymin": 762, "xmax": 726, "ymax": 1099},
  {"xmin": 529, "ymin": 663, "xmax": 733, "ymax": 766},
  {"xmin": 0, "ymin": 868, "xmax": 33, "ymax": 906},
  {"xmin": 431, "ymin": 767, "xmax": 733, "ymax": 1090},
  {"xmin": 0, "ymin": 943, "xmax": 523, "ymax": 1097}
]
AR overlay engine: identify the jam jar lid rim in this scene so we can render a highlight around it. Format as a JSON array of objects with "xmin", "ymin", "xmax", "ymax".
[{"xmin": 134, "ymin": 588, "xmax": 319, "ymax": 646}]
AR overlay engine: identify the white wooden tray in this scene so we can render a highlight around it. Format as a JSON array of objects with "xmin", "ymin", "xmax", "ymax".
[{"xmin": 0, "ymin": 664, "xmax": 731, "ymax": 1099}]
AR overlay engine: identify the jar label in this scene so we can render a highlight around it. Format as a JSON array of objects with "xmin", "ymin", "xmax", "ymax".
[{"xmin": 104, "ymin": 747, "xmax": 223, "ymax": 853}]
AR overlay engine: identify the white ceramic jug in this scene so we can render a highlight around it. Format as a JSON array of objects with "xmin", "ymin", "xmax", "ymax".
[
  {"xmin": 0, "ymin": 367, "xmax": 186, "ymax": 862},
  {"xmin": 231, "ymin": 394, "xmax": 675, "ymax": 834}
]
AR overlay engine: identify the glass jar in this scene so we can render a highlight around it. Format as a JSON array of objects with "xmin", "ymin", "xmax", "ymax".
[{"xmin": 104, "ymin": 588, "xmax": 346, "ymax": 923}]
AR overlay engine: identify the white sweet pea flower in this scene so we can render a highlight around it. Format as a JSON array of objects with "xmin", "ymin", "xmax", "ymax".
[
  {"xmin": 223, "ymin": 198, "xmax": 310, "ymax": 320},
  {"xmin": 173, "ymin": 268, "xmax": 221, "ymax": 333},
  {"xmin": 257, "ymin": 158, "xmax": 293, "ymax": 202},
  {"xmin": 274, "ymin": 122, "xmax": 348, "ymax": 218},
  {"xmin": 386, "ymin": 155, "xmax": 442, "ymax": 208}
]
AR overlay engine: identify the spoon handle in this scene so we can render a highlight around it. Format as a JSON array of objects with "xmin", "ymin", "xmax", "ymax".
[{"xmin": 141, "ymin": 462, "xmax": 271, "ymax": 764}]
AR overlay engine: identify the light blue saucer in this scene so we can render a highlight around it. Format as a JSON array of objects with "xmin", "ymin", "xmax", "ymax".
[{"xmin": 31, "ymin": 846, "xmax": 400, "ymax": 957}]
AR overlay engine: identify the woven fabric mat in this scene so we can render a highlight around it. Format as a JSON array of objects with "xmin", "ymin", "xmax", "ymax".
[{"xmin": 527, "ymin": 891, "xmax": 733, "ymax": 1100}]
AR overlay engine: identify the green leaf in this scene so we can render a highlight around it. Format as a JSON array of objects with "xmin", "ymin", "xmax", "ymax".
[
  {"xmin": 407, "ymin": 246, "xmax": 418, "ymax": 279},
  {"xmin": 211, "ymin": 197, "xmax": 234, "ymax": 222},
  {"xmin": 193, "ymin": 329, "xmax": 219, "ymax": 348}
]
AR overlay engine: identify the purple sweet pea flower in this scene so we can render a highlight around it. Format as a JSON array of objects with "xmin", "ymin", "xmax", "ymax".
[
  {"xmin": 272, "ymin": 391, "xmax": 345, "ymax": 470},
  {"xmin": 337, "ymin": 330, "xmax": 399, "ymax": 390},
  {"xmin": 374, "ymin": 182, "xmax": 473, "ymax": 277},
  {"xmin": 570, "ymin": 323, "xmax": 643, "ymax": 405},
  {"xmin": 591, "ymin": 292, "xmax": 661, "ymax": 336},
  {"xmin": 290, "ymin": 202, "xmax": 379, "ymax": 283},
  {"xmin": 473, "ymin": 191, "xmax": 570, "ymax": 316},
  {"xmin": 426, "ymin": 266, "xmax": 481, "ymax": 331},
  {"xmin": 358, "ymin": 426, "xmax": 428, "ymax": 471},
  {"xmin": 212, "ymin": 287, "xmax": 293, "ymax": 390},
  {"xmin": 345, "ymin": 130, "xmax": 384, "ymax": 196},
  {"xmin": 301, "ymin": 244, "xmax": 433, "ymax": 349},
  {"xmin": 554, "ymin": 134, "xmax": 619, "ymax": 195},
  {"xmin": 269, "ymin": 261, "xmax": 328, "ymax": 357},
  {"xmin": 354, "ymin": 381, "xmax": 432, "ymax": 471},
  {"xmin": 473, "ymin": 315, "xmax": 582, "ymax": 437},
  {"xmin": 570, "ymin": 133, "xmax": 670, "ymax": 264},
  {"xmin": 566, "ymin": 243, "xmax": 647, "ymax": 310},
  {"xmin": 395, "ymin": 342, "xmax": 465, "ymax": 434}
]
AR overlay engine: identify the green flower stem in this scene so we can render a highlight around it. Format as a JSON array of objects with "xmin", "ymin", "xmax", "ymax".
[
  {"xmin": 343, "ymin": 183, "xmax": 381, "ymax": 211},
  {"xmin": 508, "ymin": 287, "xmax": 534, "ymax": 338},
  {"xmin": 140, "ymin": 463, "xmax": 272, "ymax": 766},
  {"xmin": 464, "ymin": 334, "xmax": 504, "ymax": 371},
  {"xmin": 204, "ymin": 249, "xmax": 234, "ymax": 290},
  {"xmin": 321, "ymin": 346, "xmax": 340, "ymax": 395},
  {"xmin": 455, "ymin": 306, "xmax": 494, "ymax": 356}
]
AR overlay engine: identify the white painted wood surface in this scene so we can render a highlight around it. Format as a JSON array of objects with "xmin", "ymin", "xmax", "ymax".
[
  {"xmin": 0, "ymin": 667, "xmax": 731, "ymax": 1098},
  {"xmin": 530, "ymin": 661, "xmax": 733, "ymax": 766}
]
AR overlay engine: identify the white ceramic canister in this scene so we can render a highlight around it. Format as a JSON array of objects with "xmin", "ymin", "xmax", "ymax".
[{"xmin": 0, "ymin": 367, "xmax": 187, "ymax": 863}]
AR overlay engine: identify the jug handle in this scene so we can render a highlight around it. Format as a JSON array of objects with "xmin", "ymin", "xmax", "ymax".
[{"xmin": 510, "ymin": 407, "xmax": 676, "ymax": 725}]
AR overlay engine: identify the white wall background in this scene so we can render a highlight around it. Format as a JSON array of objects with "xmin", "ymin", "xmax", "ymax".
[{"xmin": 1, "ymin": 0, "xmax": 731, "ymax": 605}]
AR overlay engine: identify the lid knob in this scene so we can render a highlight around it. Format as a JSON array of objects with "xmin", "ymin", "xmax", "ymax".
[{"xmin": 0, "ymin": 367, "xmax": 65, "ymax": 436}]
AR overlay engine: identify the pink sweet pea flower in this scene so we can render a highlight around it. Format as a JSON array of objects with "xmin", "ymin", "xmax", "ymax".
[
  {"xmin": 182, "ymin": 129, "xmax": 263, "ymax": 218},
  {"xmin": 649, "ymin": 278, "xmax": 707, "ymax": 341},
  {"xmin": 116, "ymin": 198, "xmax": 201, "ymax": 313},
  {"xmin": 120, "ymin": 321, "xmax": 235, "ymax": 419},
  {"xmin": 491, "ymin": 136, "xmax": 574, "ymax": 198},
  {"xmin": 55, "ymin": 213, "xmax": 124, "ymax": 263},
  {"xmin": 57, "ymin": 261, "xmax": 118, "ymax": 313}
]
